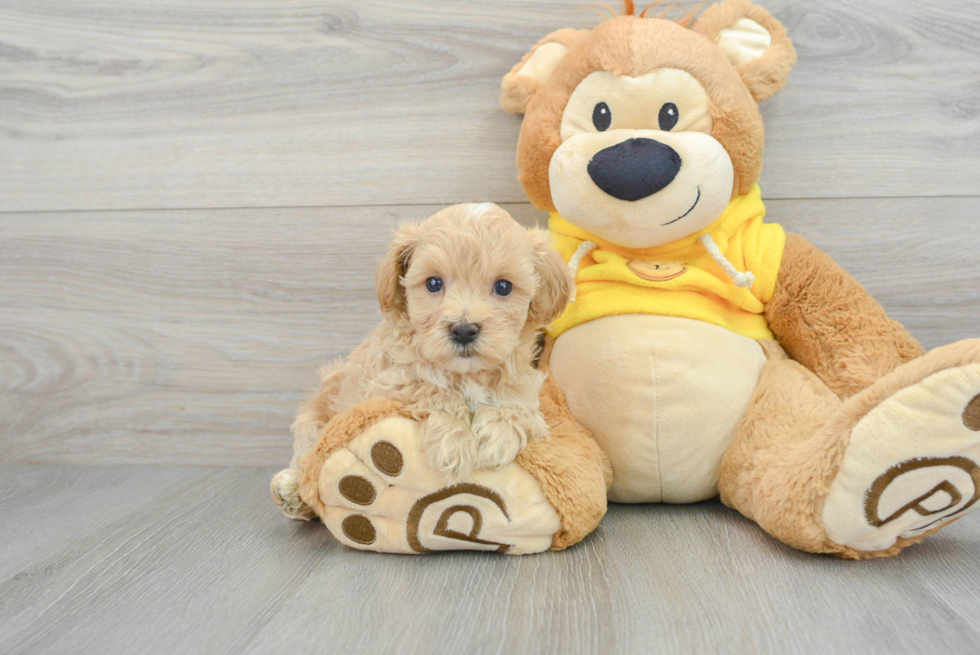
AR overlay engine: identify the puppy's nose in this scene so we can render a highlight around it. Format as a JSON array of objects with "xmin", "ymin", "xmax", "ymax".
[
  {"xmin": 587, "ymin": 138, "xmax": 681, "ymax": 201},
  {"xmin": 450, "ymin": 323, "xmax": 481, "ymax": 345}
]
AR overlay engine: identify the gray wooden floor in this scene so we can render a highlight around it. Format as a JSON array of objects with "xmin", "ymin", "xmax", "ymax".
[
  {"xmin": 2, "ymin": 0, "xmax": 980, "ymax": 653},
  {"xmin": 3, "ymin": 464, "xmax": 980, "ymax": 655}
]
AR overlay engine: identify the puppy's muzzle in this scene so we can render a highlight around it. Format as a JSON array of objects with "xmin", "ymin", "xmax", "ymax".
[
  {"xmin": 450, "ymin": 322, "xmax": 481, "ymax": 346},
  {"xmin": 587, "ymin": 137, "xmax": 682, "ymax": 201}
]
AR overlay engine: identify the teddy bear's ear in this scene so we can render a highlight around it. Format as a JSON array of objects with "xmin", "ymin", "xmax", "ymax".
[
  {"xmin": 693, "ymin": 0, "xmax": 797, "ymax": 102},
  {"xmin": 500, "ymin": 28, "xmax": 590, "ymax": 115}
]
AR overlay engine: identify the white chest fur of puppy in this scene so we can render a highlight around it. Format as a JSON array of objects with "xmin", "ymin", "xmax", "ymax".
[{"xmin": 288, "ymin": 203, "xmax": 573, "ymax": 481}]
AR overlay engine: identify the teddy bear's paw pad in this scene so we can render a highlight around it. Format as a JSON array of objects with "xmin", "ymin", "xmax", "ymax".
[
  {"xmin": 824, "ymin": 364, "xmax": 980, "ymax": 552},
  {"xmin": 316, "ymin": 417, "xmax": 561, "ymax": 554}
]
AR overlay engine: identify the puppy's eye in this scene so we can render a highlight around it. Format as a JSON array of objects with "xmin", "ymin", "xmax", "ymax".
[
  {"xmin": 425, "ymin": 277, "xmax": 443, "ymax": 293},
  {"xmin": 493, "ymin": 280, "xmax": 513, "ymax": 297},
  {"xmin": 659, "ymin": 103, "xmax": 679, "ymax": 131},
  {"xmin": 592, "ymin": 102, "xmax": 611, "ymax": 132}
]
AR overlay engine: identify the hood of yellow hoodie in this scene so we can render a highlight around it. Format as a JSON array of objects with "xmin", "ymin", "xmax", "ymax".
[{"xmin": 545, "ymin": 184, "xmax": 786, "ymax": 341}]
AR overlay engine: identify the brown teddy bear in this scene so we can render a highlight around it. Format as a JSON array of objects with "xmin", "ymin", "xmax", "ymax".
[
  {"xmin": 279, "ymin": 0, "xmax": 980, "ymax": 559},
  {"xmin": 499, "ymin": 0, "xmax": 980, "ymax": 558}
]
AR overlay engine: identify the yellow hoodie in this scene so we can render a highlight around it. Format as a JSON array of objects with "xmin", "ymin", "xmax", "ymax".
[{"xmin": 548, "ymin": 184, "xmax": 785, "ymax": 341}]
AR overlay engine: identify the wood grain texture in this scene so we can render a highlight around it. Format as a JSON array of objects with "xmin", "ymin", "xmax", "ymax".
[
  {"xmin": 2, "ymin": 198, "xmax": 978, "ymax": 465},
  {"xmin": 1, "ymin": 464, "xmax": 979, "ymax": 655},
  {"xmin": 1, "ymin": 0, "xmax": 979, "ymax": 212},
  {"xmin": 2, "ymin": 2, "xmax": 979, "ymax": 650},
  {"xmin": 0, "ymin": 465, "xmax": 211, "ymax": 581}
]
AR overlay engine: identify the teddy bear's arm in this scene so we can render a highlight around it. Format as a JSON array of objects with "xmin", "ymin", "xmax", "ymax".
[{"xmin": 764, "ymin": 233, "xmax": 924, "ymax": 400}]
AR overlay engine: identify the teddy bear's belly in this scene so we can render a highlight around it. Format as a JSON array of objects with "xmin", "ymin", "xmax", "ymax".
[{"xmin": 549, "ymin": 314, "xmax": 768, "ymax": 503}]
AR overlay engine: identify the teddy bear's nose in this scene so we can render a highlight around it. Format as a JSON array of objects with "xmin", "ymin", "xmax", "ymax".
[{"xmin": 587, "ymin": 138, "xmax": 682, "ymax": 201}]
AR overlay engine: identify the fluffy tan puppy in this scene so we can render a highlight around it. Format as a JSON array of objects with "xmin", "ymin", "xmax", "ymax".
[{"xmin": 277, "ymin": 203, "xmax": 572, "ymax": 515}]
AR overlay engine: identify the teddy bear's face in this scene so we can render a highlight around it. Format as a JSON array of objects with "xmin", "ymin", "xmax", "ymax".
[
  {"xmin": 501, "ymin": 2, "xmax": 797, "ymax": 249},
  {"xmin": 551, "ymin": 67, "xmax": 735, "ymax": 248}
]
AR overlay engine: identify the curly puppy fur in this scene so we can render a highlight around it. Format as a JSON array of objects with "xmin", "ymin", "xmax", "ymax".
[{"xmin": 284, "ymin": 203, "xmax": 573, "ymax": 498}]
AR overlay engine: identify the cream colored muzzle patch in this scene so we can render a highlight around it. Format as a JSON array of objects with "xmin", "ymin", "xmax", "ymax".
[
  {"xmin": 823, "ymin": 364, "xmax": 980, "ymax": 552},
  {"xmin": 551, "ymin": 68, "xmax": 734, "ymax": 248},
  {"xmin": 549, "ymin": 129, "xmax": 734, "ymax": 248}
]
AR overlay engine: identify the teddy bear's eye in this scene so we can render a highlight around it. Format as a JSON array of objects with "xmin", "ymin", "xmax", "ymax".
[
  {"xmin": 659, "ymin": 103, "xmax": 679, "ymax": 131},
  {"xmin": 592, "ymin": 102, "xmax": 611, "ymax": 132},
  {"xmin": 425, "ymin": 277, "xmax": 443, "ymax": 293}
]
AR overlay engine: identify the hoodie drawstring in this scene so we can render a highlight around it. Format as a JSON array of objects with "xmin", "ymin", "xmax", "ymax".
[
  {"xmin": 566, "ymin": 241, "xmax": 598, "ymax": 302},
  {"xmin": 697, "ymin": 233, "xmax": 755, "ymax": 289}
]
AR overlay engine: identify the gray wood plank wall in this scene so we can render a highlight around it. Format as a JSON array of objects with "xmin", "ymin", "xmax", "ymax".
[{"xmin": 2, "ymin": 0, "xmax": 979, "ymax": 465}]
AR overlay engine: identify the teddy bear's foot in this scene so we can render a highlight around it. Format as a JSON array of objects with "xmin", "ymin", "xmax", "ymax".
[
  {"xmin": 823, "ymin": 340, "xmax": 980, "ymax": 553},
  {"xmin": 312, "ymin": 416, "xmax": 562, "ymax": 554}
]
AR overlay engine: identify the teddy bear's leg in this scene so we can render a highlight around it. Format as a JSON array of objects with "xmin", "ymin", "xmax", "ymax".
[
  {"xmin": 718, "ymin": 342, "xmax": 844, "ymax": 553},
  {"xmin": 765, "ymin": 233, "xmax": 926, "ymax": 401},
  {"xmin": 518, "ymin": 374, "xmax": 613, "ymax": 549},
  {"xmin": 720, "ymin": 340, "xmax": 980, "ymax": 559},
  {"xmin": 293, "ymin": 380, "xmax": 610, "ymax": 554}
]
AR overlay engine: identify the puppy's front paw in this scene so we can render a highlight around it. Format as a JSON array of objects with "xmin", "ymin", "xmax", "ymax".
[
  {"xmin": 471, "ymin": 405, "xmax": 548, "ymax": 471},
  {"xmin": 420, "ymin": 411, "xmax": 479, "ymax": 480},
  {"xmin": 271, "ymin": 468, "xmax": 317, "ymax": 521}
]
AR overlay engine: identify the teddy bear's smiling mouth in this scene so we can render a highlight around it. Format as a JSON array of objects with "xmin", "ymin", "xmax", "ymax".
[{"xmin": 661, "ymin": 186, "xmax": 701, "ymax": 226}]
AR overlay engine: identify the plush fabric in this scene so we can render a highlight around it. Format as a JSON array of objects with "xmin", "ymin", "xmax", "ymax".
[
  {"xmin": 549, "ymin": 315, "xmax": 767, "ymax": 503},
  {"xmin": 516, "ymin": 375, "xmax": 614, "ymax": 550},
  {"xmin": 505, "ymin": 15, "xmax": 769, "ymax": 209},
  {"xmin": 692, "ymin": 0, "xmax": 797, "ymax": 102},
  {"xmin": 499, "ymin": 0, "xmax": 980, "ymax": 559},
  {"xmin": 284, "ymin": 0, "xmax": 980, "ymax": 559},
  {"xmin": 500, "ymin": 29, "xmax": 590, "ymax": 115},
  {"xmin": 549, "ymin": 184, "xmax": 785, "ymax": 340},
  {"xmin": 720, "ymin": 340, "xmax": 980, "ymax": 559},
  {"xmin": 297, "ymin": 377, "xmax": 611, "ymax": 553},
  {"xmin": 766, "ymin": 233, "xmax": 925, "ymax": 400},
  {"xmin": 823, "ymin": 361, "xmax": 980, "ymax": 552}
]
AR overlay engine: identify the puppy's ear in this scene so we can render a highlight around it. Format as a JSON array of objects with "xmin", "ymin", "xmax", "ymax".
[
  {"xmin": 500, "ymin": 28, "xmax": 589, "ymax": 115},
  {"xmin": 528, "ymin": 230, "xmax": 573, "ymax": 327},
  {"xmin": 693, "ymin": 0, "xmax": 797, "ymax": 102},
  {"xmin": 376, "ymin": 222, "xmax": 421, "ymax": 314}
]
